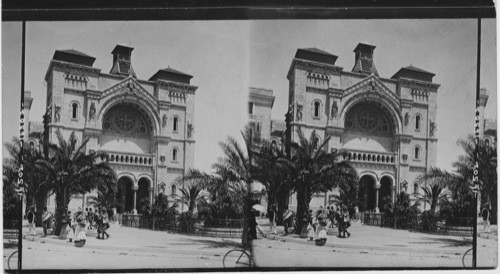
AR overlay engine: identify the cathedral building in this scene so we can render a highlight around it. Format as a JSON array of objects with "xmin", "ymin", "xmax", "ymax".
[
  {"xmin": 284, "ymin": 43, "xmax": 440, "ymax": 212},
  {"xmin": 39, "ymin": 44, "xmax": 197, "ymax": 214}
]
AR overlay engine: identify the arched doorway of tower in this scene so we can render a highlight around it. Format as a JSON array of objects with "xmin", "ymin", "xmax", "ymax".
[
  {"xmin": 378, "ymin": 176, "xmax": 393, "ymax": 212},
  {"xmin": 137, "ymin": 178, "xmax": 151, "ymax": 214},
  {"xmin": 116, "ymin": 177, "xmax": 134, "ymax": 214},
  {"xmin": 358, "ymin": 175, "xmax": 376, "ymax": 212}
]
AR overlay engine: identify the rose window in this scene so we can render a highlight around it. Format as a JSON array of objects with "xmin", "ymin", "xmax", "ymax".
[
  {"xmin": 103, "ymin": 105, "xmax": 149, "ymax": 136},
  {"xmin": 115, "ymin": 112, "xmax": 136, "ymax": 132},
  {"xmin": 345, "ymin": 103, "xmax": 393, "ymax": 135}
]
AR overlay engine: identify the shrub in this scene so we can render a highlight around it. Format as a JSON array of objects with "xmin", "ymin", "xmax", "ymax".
[
  {"xmin": 178, "ymin": 211, "xmax": 196, "ymax": 233},
  {"xmin": 420, "ymin": 210, "xmax": 438, "ymax": 232}
]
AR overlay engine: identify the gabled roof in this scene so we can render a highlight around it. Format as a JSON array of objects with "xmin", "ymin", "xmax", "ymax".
[
  {"xmin": 159, "ymin": 67, "xmax": 193, "ymax": 77},
  {"xmin": 300, "ymin": 47, "xmax": 336, "ymax": 56},
  {"xmin": 401, "ymin": 65, "xmax": 435, "ymax": 76},
  {"xmin": 53, "ymin": 49, "xmax": 96, "ymax": 67},
  {"xmin": 391, "ymin": 65, "xmax": 435, "ymax": 82},
  {"xmin": 149, "ymin": 67, "xmax": 193, "ymax": 84},
  {"xmin": 57, "ymin": 49, "xmax": 94, "ymax": 58},
  {"xmin": 294, "ymin": 47, "xmax": 338, "ymax": 66}
]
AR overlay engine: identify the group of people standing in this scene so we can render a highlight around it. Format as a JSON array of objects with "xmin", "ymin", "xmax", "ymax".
[
  {"xmin": 306, "ymin": 204, "xmax": 352, "ymax": 240},
  {"xmin": 66, "ymin": 207, "xmax": 111, "ymax": 246}
]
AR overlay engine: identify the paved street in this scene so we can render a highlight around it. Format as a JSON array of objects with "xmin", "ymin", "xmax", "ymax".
[
  {"xmin": 253, "ymin": 217, "xmax": 498, "ymax": 269},
  {"xmin": 4, "ymin": 221, "xmax": 240, "ymax": 270}
]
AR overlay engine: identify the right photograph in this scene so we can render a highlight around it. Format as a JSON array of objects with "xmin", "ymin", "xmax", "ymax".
[{"xmin": 247, "ymin": 19, "xmax": 497, "ymax": 269}]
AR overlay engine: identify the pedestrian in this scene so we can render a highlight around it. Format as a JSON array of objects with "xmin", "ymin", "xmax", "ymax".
[
  {"xmin": 67, "ymin": 211, "xmax": 74, "ymax": 242},
  {"xmin": 316, "ymin": 208, "xmax": 327, "ymax": 239},
  {"xmin": 342, "ymin": 205, "xmax": 351, "ymax": 238},
  {"xmin": 27, "ymin": 206, "xmax": 36, "ymax": 236},
  {"xmin": 96, "ymin": 210, "xmax": 104, "ymax": 239},
  {"xmin": 101, "ymin": 208, "xmax": 110, "ymax": 239},
  {"xmin": 269, "ymin": 205, "xmax": 277, "ymax": 235},
  {"xmin": 249, "ymin": 209, "xmax": 258, "ymax": 240},
  {"xmin": 282, "ymin": 206, "xmax": 293, "ymax": 236},
  {"xmin": 41, "ymin": 207, "xmax": 52, "ymax": 237},
  {"xmin": 482, "ymin": 204, "xmax": 491, "ymax": 233},
  {"xmin": 87, "ymin": 208, "xmax": 94, "ymax": 229},
  {"xmin": 335, "ymin": 206, "xmax": 344, "ymax": 238},
  {"xmin": 74, "ymin": 208, "xmax": 87, "ymax": 244}
]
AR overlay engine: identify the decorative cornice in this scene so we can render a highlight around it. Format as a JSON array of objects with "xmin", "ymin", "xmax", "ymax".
[
  {"xmin": 398, "ymin": 77, "xmax": 440, "ymax": 90},
  {"xmin": 350, "ymin": 161, "xmax": 396, "ymax": 169},
  {"xmin": 409, "ymin": 166, "xmax": 427, "ymax": 172},
  {"xmin": 100, "ymin": 77, "xmax": 159, "ymax": 106},
  {"xmin": 344, "ymin": 75, "xmax": 401, "ymax": 105},
  {"xmin": 63, "ymin": 88, "xmax": 86, "ymax": 95},
  {"xmin": 154, "ymin": 135, "xmax": 171, "ymax": 144},
  {"xmin": 287, "ymin": 58, "xmax": 343, "ymax": 79},
  {"xmin": 83, "ymin": 127, "xmax": 103, "ymax": 137},
  {"xmin": 169, "ymin": 104, "xmax": 187, "ymax": 110},
  {"xmin": 46, "ymin": 60, "xmax": 101, "ymax": 81},
  {"xmin": 167, "ymin": 167, "xmax": 184, "ymax": 173},
  {"xmin": 85, "ymin": 89, "xmax": 101, "ymax": 99},
  {"xmin": 401, "ymin": 99, "xmax": 413, "ymax": 108},
  {"xmin": 306, "ymin": 86, "xmax": 329, "ymax": 94},
  {"xmin": 156, "ymin": 80, "xmax": 198, "ymax": 94}
]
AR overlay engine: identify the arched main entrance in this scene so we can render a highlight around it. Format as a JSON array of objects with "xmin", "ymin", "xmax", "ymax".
[
  {"xmin": 116, "ymin": 177, "xmax": 134, "ymax": 213},
  {"xmin": 378, "ymin": 176, "xmax": 393, "ymax": 212},
  {"xmin": 358, "ymin": 175, "xmax": 377, "ymax": 212},
  {"xmin": 137, "ymin": 178, "xmax": 151, "ymax": 213}
]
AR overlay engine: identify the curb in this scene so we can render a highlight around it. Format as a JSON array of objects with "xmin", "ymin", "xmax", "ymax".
[{"xmin": 256, "ymin": 226, "xmax": 467, "ymax": 255}]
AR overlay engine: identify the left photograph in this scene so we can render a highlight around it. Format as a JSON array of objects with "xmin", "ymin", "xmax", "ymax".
[{"xmin": 2, "ymin": 21, "xmax": 252, "ymax": 271}]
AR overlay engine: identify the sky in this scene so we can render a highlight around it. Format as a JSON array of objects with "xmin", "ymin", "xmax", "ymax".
[{"xmin": 2, "ymin": 19, "xmax": 497, "ymax": 172}]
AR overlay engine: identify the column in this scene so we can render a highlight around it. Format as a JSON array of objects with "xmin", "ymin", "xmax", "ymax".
[
  {"xmin": 149, "ymin": 186, "xmax": 154, "ymax": 206},
  {"xmin": 132, "ymin": 185, "xmax": 138, "ymax": 215},
  {"xmin": 391, "ymin": 184, "xmax": 395, "ymax": 203},
  {"xmin": 375, "ymin": 183, "xmax": 381, "ymax": 213}
]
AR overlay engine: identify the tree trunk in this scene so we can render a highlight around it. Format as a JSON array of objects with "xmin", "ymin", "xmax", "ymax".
[
  {"xmin": 54, "ymin": 191, "xmax": 69, "ymax": 236},
  {"xmin": 296, "ymin": 185, "xmax": 311, "ymax": 237},
  {"xmin": 35, "ymin": 197, "xmax": 46, "ymax": 227},
  {"xmin": 276, "ymin": 185, "xmax": 289, "ymax": 225}
]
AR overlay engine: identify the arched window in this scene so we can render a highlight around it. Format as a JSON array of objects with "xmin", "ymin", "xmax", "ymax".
[
  {"xmin": 414, "ymin": 146, "xmax": 420, "ymax": 160},
  {"xmin": 173, "ymin": 117, "xmax": 179, "ymax": 132},
  {"xmin": 413, "ymin": 183, "xmax": 419, "ymax": 194},
  {"xmin": 159, "ymin": 182, "xmax": 166, "ymax": 194},
  {"xmin": 415, "ymin": 115, "xmax": 421, "ymax": 130},
  {"xmin": 172, "ymin": 148, "xmax": 178, "ymax": 162},
  {"xmin": 313, "ymin": 101, "xmax": 321, "ymax": 118},
  {"xmin": 171, "ymin": 185, "xmax": 177, "ymax": 196},
  {"xmin": 71, "ymin": 103, "xmax": 78, "ymax": 119}
]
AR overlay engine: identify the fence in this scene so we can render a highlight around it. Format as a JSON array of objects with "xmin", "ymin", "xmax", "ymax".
[
  {"xmin": 362, "ymin": 212, "xmax": 473, "ymax": 236},
  {"xmin": 121, "ymin": 214, "xmax": 244, "ymax": 238}
]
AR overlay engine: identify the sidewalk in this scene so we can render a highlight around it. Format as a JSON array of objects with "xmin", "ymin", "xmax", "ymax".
[
  {"xmin": 21, "ymin": 220, "xmax": 240, "ymax": 254},
  {"xmin": 256, "ymin": 217, "xmax": 497, "ymax": 255}
]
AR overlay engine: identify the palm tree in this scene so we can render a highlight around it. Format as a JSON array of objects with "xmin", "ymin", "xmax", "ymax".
[
  {"xmin": 86, "ymin": 183, "xmax": 117, "ymax": 211},
  {"xmin": 177, "ymin": 168, "xmax": 246, "ymax": 219},
  {"xmin": 253, "ymin": 139, "xmax": 289, "ymax": 222},
  {"xmin": 331, "ymin": 179, "xmax": 358, "ymax": 215},
  {"xmin": 454, "ymin": 135, "xmax": 497, "ymax": 222},
  {"xmin": 175, "ymin": 180, "xmax": 207, "ymax": 214},
  {"xmin": 416, "ymin": 167, "xmax": 459, "ymax": 214},
  {"xmin": 4, "ymin": 137, "xmax": 49, "ymax": 225},
  {"xmin": 418, "ymin": 135, "xmax": 497, "ymax": 223},
  {"xmin": 36, "ymin": 130, "xmax": 116, "ymax": 235},
  {"xmin": 285, "ymin": 128, "xmax": 357, "ymax": 235}
]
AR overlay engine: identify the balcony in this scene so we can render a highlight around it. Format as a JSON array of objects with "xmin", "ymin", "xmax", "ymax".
[
  {"xmin": 344, "ymin": 150, "xmax": 396, "ymax": 165},
  {"xmin": 105, "ymin": 151, "xmax": 154, "ymax": 166}
]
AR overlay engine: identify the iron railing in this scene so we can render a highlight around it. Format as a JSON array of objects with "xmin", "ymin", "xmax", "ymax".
[
  {"xmin": 121, "ymin": 214, "xmax": 244, "ymax": 237},
  {"xmin": 362, "ymin": 212, "xmax": 474, "ymax": 236}
]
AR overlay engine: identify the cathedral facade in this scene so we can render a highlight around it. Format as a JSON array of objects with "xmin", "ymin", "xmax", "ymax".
[
  {"xmin": 42, "ymin": 44, "xmax": 197, "ymax": 214},
  {"xmin": 285, "ymin": 43, "xmax": 439, "ymax": 212}
]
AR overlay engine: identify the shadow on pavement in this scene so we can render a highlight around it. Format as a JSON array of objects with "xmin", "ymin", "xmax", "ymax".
[
  {"xmin": 181, "ymin": 238, "xmax": 240, "ymax": 249},
  {"xmin": 419, "ymin": 237, "xmax": 472, "ymax": 247}
]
